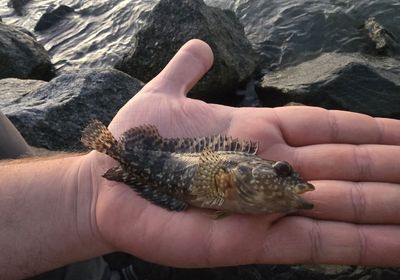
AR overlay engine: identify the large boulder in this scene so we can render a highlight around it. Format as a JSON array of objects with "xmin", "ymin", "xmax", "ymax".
[
  {"xmin": 0, "ymin": 22, "xmax": 55, "ymax": 81},
  {"xmin": 255, "ymin": 52, "xmax": 400, "ymax": 118},
  {"xmin": 115, "ymin": 0, "xmax": 258, "ymax": 102},
  {"xmin": 0, "ymin": 68, "xmax": 143, "ymax": 151}
]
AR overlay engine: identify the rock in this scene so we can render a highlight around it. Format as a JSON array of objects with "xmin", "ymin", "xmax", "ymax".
[
  {"xmin": 115, "ymin": 0, "xmax": 258, "ymax": 103},
  {"xmin": 364, "ymin": 17, "xmax": 399, "ymax": 55},
  {"xmin": 256, "ymin": 52, "xmax": 400, "ymax": 118},
  {"xmin": 34, "ymin": 5, "xmax": 75, "ymax": 32},
  {"xmin": 0, "ymin": 68, "xmax": 143, "ymax": 151},
  {"xmin": 12, "ymin": 25, "xmax": 36, "ymax": 38},
  {"xmin": 7, "ymin": 0, "xmax": 31, "ymax": 15},
  {"xmin": 0, "ymin": 22, "xmax": 55, "ymax": 81}
]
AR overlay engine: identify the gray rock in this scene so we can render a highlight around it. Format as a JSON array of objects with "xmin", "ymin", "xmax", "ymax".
[
  {"xmin": 34, "ymin": 5, "xmax": 75, "ymax": 32},
  {"xmin": 0, "ymin": 68, "xmax": 143, "ymax": 151},
  {"xmin": 256, "ymin": 52, "xmax": 400, "ymax": 118},
  {"xmin": 8, "ymin": 0, "xmax": 31, "ymax": 16},
  {"xmin": 0, "ymin": 22, "xmax": 55, "ymax": 81},
  {"xmin": 12, "ymin": 25, "xmax": 36, "ymax": 38},
  {"xmin": 115, "ymin": 0, "xmax": 258, "ymax": 103}
]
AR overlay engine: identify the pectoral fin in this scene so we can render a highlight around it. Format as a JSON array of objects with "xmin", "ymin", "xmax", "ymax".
[{"xmin": 191, "ymin": 149, "xmax": 226, "ymax": 208}]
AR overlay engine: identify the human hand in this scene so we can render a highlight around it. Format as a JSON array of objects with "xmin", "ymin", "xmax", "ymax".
[{"xmin": 84, "ymin": 39, "xmax": 400, "ymax": 267}]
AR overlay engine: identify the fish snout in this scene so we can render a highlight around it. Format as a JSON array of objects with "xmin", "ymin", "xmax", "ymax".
[{"xmin": 294, "ymin": 182, "xmax": 315, "ymax": 194}]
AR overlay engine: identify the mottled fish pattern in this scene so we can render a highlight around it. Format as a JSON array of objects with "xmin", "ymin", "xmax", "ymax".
[{"xmin": 81, "ymin": 120, "xmax": 315, "ymax": 216}]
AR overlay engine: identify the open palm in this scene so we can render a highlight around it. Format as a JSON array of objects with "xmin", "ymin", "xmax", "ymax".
[{"xmin": 86, "ymin": 40, "xmax": 400, "ymax": 268}]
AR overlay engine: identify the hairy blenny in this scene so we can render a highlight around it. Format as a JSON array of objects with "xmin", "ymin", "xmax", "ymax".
[{"xmin": 81, "ymin": 120, "xmax": 314, "ymax": 216}]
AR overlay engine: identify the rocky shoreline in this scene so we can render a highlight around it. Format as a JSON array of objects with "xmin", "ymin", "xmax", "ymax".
[{"xmin": 1, "ymin": 0, "xmax": 400, "ymax": 279}]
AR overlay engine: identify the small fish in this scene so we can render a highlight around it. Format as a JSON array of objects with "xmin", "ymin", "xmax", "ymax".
[{"xmin": 81, "ymin": 120, "xmax": 314, "ymax": 216}]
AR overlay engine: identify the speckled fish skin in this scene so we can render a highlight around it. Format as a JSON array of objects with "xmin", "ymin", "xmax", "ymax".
[{"xmin": 81, "ymin": 120, "xmax": 315, "ymax": 215}]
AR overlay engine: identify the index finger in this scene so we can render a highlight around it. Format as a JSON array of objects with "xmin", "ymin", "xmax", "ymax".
[{"xmin": 274, "ymin": 106, "xmax": 400, "ymax": 146}]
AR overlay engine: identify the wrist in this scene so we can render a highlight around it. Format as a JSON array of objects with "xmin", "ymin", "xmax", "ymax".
[
  {"xmin": 76, "ymin": 151, "xmax": 116, "ymax": 254},
  {"xmin": 0, "ymin": 153, "xmax": 112, "ymax": 279}
]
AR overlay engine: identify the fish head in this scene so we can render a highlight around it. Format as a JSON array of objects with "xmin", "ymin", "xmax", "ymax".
[{"xmin": 226, "ymin": 158, "xmax": 315, "ymax": 213}]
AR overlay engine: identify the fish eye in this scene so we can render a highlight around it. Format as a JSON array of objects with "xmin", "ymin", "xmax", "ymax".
[{"xmin": 272, "ymin": 161, "xmax": 292, "ymax": 177}]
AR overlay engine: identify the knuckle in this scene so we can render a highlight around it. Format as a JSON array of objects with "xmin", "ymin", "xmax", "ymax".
[
  {"xmin": 352, "ymin": 146, "xmax": 373, "ymax": 179},
  {"xmin": 349, "ymin": 182, "xmax": 367, "ymax": 222},
  {"xmin": 327, "ymin": 111, "xmax": 340, "ymax": 142},
  {"xmin": 308, "ymin": 220, "xmax": 323, "ymax": 263},
  {"xmin": 355, "ymin": 227, "xmax": 368, "ymax": 265}
]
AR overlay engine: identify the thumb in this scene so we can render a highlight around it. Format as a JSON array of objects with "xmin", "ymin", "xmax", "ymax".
[{"xmin": 147, "ymin": 39, "xmax": 214, "ymax": 96}]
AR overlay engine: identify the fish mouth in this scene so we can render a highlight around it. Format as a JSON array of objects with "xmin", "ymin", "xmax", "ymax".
[
  {"xmin": 300, "ymin": 200, "xmax": 314, "ymax": 210},
  {"xmin": 294, "ymin": 182, "xmax": 315, "ymax": 194}
]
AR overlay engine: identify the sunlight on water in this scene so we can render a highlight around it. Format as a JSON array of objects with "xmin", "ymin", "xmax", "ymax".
[{"xmin": 1, "ymin": 0, "xmax": 399, "ymax": 73}]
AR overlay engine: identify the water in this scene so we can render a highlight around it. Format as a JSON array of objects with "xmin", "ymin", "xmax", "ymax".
[
  {"xmin": 1, "ymin": 0, "xmax": 156, "ymax": 71},
  {"xmin": 1, "ymin": 0, "xmax": 399, "ymax": 79},
  {"xmin": 205, "ymin": 0, "xmax": 400, "ymax": 71}
]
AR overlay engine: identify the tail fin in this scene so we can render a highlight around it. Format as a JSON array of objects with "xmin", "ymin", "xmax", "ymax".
[{"xmin": 81, "ymin": 120, "xmax": 121, "ymax": 161}]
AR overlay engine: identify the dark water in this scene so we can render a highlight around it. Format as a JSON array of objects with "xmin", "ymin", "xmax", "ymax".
[
  {"xmin": 208, "ymin": 0, "xmax": 400, "ymax": 71},
  {"xmin": 1, "ymin": 0, "xmax": 399, "ymax": 75}
]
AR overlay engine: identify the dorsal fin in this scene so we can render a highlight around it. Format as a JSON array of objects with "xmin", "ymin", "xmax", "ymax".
[
  {"xmin": 120, "ymin": 124, "xmax": 258, "ymax": 155},
  {"xmin": 120, "ymin": 124, "xmax": 163, "ymax": 151},
  {"xmin": 188, "ymin": 135, "xmax": 258, "ymax": 154}
]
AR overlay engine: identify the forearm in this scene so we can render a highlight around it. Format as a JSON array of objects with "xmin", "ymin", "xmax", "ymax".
[{"xmin": 0, "ymin": 154, "xmax": 110, "ymax": 279}]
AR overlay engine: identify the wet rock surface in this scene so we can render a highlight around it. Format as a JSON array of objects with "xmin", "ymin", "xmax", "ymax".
[
  {"xmin": 0, "ymin": 22, "xmax": 55, "ymax": 80},
  {"xmin": 34, "ymin": 5, "xmax": 75, "ymax": 32},
  {"xmin": 115, "ymin": 0, "xmax": 257, "ymax": 102},
  {"xmin": 256, "ymin": 52, "xmax": 400, "ymax": 118},
  {"xmin": 0, "ymin": 68, "xmax": 143, "ymax": 151}
]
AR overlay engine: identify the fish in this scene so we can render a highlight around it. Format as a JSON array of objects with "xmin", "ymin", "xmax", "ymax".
[{"xmin": 81, "ymin": 120, "xmax": 315, "ymax": 216}]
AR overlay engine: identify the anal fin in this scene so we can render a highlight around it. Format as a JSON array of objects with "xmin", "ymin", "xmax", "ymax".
[
  {"xmin": 135, "ymin": 186, "xmax": 188, "ymax": 212},
  {"xmin": 103, "ymin": 165, "xmax": 188, "ymax": 212}
]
